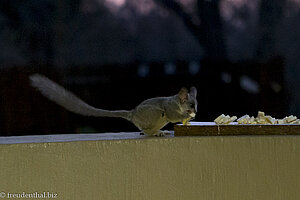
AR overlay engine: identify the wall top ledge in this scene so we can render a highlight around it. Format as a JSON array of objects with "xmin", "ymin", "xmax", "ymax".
[
  {"xmin": 0, "ymin": 132, "xmax": 155, "ymax": 144},
  {"xmin": 1, "ymin": 132, "xmax": 300, "ymax": 145}
]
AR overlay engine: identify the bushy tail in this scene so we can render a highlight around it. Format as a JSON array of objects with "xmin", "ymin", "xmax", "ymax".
[{"xmin": 29, "ymin": 74, "xmax": 131, "ymax": 120}]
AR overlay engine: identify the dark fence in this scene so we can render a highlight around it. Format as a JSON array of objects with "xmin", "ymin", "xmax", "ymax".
[{"xmin": 0, "ymin": 57, "xmax": 287, "ymax": 136}]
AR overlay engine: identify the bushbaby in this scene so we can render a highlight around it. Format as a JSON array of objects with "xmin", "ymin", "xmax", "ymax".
[{"xmin": 30, "ymin": 74, "xmax": 198, "ymax": 136}]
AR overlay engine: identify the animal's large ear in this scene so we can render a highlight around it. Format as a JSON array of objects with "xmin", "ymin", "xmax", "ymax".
[
  {"xmin": 178, "ymin": 87, "xmax": 188, "ymax": 103},
  {"xmin": 190, "ymin": 86, "xmax": 197, "ymax": 97}
]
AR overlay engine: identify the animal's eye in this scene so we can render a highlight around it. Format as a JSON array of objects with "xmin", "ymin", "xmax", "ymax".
[{"xmin": 190, "ymin": 103, "xmax": 194, "ymax": 107}]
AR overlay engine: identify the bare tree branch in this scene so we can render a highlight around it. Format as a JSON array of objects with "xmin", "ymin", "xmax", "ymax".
[
  {"xmin": 154, "ymin": 0, "xmax": 226, "ymax": 60},
  {"xmin": 256, "ymin": 0, "xmax": 286, "ymax": 60},
  {"xmin": 197, "ymin": 0, "xmax": 226, "ymax": 59},
  {"xmin": 153, "ymin": 0, "xmax": 204, "ymax": 45}
]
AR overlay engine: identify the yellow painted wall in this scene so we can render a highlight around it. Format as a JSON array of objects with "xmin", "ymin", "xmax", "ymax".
[{"xmin": 0, "ymin": 136, "xmax": 299, "ymax": 200}]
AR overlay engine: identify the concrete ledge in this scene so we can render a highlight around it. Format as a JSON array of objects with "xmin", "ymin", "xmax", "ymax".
[
  {"xmin": 0, "ymin": 134, "xmax": 299, "ymax": 200},
  {"xmin": 0, "ymin": 132, "xmax": 154, "ymax": 144}
]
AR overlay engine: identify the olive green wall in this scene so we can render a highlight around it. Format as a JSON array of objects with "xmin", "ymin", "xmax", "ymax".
[{"xmin": 0, "ymin": 136, "xmax": 299, "ymax": 199}]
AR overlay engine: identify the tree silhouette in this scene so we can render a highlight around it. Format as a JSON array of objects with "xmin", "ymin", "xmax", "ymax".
[
  {"xmin": 256, "ymin": 0, "xmax": 286, "ymax": 60},
  {"xmin": 153, "ymin": 0, "xmax": 226, "ymax": 60}
]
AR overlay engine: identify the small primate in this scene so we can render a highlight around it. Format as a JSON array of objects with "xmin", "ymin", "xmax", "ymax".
[{"xmin": 30, "ymin": 74, "xmax": 197, "ymax": 136}]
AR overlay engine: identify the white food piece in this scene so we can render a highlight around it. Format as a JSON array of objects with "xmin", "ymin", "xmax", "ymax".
[
  {"xmin": 265, "ymin": 116, "xmax": 276, "ymax": 124},
  {"xmin": 224, "ymin": 115, "xmax": 237, "ymax": 124},
  {"xmin": 283, "ymin": 115, "xmax": 297, "ymax": 123},
  {"xmin": 214, "ymin": 114, "xmax": 227, "ymax": 124},
  {"xmin": 189, "ymin": 113, "xmax": 196, "ymax": 118},
  {"xmin": 237, "ymin": 115, "xmax": 250, "ymax": 121},
  {"xmin": 249, "ymin": 116, "xmax": 257, "ymax": 124},
  {"xmin": 257, "ymin": 111, "xmax": 265, "ymax": 118},
  {"xmin": 237, "ymin": 115, "xmax": 250, "ymax": 124},
  {"xmin": 290, "ymin": 119, "xmax": 300, "ymax": 124},
  {"xmin": 277, "ymin": 119, "xmax": 284, "ymax": 124},
  {"xmin": 214, "ymin": 114, "xmax": 225, "ymax": 124},
  {"xmin": 214, "ymin": 114, "xmax": 237, "ymax": 124},
  {"xmin": 221, "ymin": 115, "xmax": 230, "ymax": 124},
  {"xmin": 229, "ymin": 116, "xmax": 237, "ymax": 122},
  {"xmin": 256, "ymin": 117, "xmax": 268, "ymax": 124},
  {"xmin": 256, "ymin": 111, "xmax": 271, "ymax": 124},
  {"xmin": 214, "ymin": 112, "xmax": 299, "ymax": 125}
]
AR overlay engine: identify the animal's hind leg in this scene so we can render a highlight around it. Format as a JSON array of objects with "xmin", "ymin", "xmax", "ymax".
[
  {"xmin": 142, "ymin": 128, "xmax": 165, "ymax": 137},
  {"xmin": 154, "ymin": 130, "xmax": 173, "ymax": 136},
  {"xmin": 154, "ymin": 131, "xmax": 165, "ymax": 137},
  {"xmin": 160, "ymin": 130, "xmax": 173, "ymax": 135}
]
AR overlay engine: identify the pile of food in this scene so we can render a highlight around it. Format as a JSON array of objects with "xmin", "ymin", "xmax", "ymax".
[{"xmin": 214, "ymin": 111, "xmax": 300, "ymax": 125}]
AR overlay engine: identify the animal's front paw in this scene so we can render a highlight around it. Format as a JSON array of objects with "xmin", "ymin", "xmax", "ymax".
[{"xmin": 182, "ymin": 118, "xmax": 191, "ymax": 125}]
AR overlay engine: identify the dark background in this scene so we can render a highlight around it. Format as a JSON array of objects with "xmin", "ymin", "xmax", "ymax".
[{"xmin": 0, "ymin": 0, "xmax": 299, "ymax": 136}]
